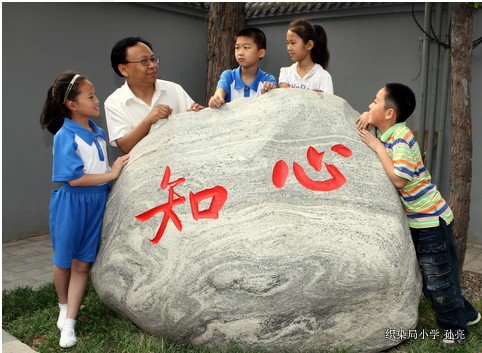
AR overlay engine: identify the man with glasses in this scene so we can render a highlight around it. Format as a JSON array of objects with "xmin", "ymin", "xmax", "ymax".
[{"xmin": 105, "ymin": 37, "xmax": 204, "ymax": 153}]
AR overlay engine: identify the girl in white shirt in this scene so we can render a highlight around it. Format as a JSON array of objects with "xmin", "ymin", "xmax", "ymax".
[{"xmin": 279, "ymin": 20, "xmax": 333, "ymax": 93}]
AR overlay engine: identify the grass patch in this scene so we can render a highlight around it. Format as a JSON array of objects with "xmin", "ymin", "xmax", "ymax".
[{"xmin": 2, "ymin": 282, "xmax": 481, "ymax": 353}]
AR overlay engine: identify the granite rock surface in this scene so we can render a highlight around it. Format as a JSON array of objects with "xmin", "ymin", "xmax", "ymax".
[{"xmin": 91, "ymin": 89, "xmax": 422, "ymax": 352}]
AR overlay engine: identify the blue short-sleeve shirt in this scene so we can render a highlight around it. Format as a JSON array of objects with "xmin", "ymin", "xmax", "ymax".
[
  {"xmin": 52, "ymin": 118, "xmax": 111, "ymax": 183},
  {"xmin": 216, "ymin": 66, "xmax": 277, "ymax": 103}
]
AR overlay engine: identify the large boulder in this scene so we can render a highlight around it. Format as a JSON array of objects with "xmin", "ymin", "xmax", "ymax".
[{"xmin": 91, "ymin": 89, "xmax": 421, "ymax": 352}]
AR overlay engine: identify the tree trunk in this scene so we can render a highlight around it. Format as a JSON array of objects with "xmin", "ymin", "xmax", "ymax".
[
  {"xmin": 205, "ymin": 3, "xmax": 245, "ymax": 103},
  {"xmin": 449, "ymin": 3, "xmax": 473, "ymax": 273}
]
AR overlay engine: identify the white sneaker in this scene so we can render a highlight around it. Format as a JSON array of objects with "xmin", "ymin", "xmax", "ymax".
[
  {"xmin": 59, "ymin": 328, "xmax": 77, "ymax": 348},
  {"xmin": 468, "ymin": 312, "xmax": 481, "ymax": 326},
  {"xmin": 442, "ymin": 336, "xmax": 466, "ymax": 347},
  {"xmin": 442, "ymin": 337, "xmax": 457, "ymax": 347}
]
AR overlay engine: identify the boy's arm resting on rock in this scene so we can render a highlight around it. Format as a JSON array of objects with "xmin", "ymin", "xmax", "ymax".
[
  {"xmin": 279, "ymin": 82, "xmax": 290, "ymax": 88},
  {"xmin": 359, "ymin": 130, "xmax": 408, "ymax": 189},
  {"xmin": 375, "ymin": 148, "xmax": 408, "ymax": 189},
  {"xmin": 209, "ymin": 88, "xmax": 226, "ymax": 108}
]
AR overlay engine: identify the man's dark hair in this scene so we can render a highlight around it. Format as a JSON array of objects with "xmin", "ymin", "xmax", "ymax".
[
  {"xmin": 111, "ymin": 37, "xmax": 153, "ymax": 77},
  {"xmin": 384, "ymin": 83, "xmax": 416, "ymax": 123},
  {"xmin": 235, "ymin": 27, "xmax": 267, "ymax": 50}
]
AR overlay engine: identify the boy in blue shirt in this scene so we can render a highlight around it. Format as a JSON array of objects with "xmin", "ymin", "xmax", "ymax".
[{"xmin": 209, "ymin": 27, "xmax": 277, "ymax": 108}]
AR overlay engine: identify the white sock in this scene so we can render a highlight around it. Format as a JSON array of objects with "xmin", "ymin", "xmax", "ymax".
[
  {"xmin": 57, "ymin": 303, "xmax": 67, "ymax": 331},
  {"xmin": 59, "ymin": 318, "xmax": 77, "ymax": 348}
]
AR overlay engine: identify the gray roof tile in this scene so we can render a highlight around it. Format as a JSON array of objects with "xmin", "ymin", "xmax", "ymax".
[{"xmin": 184, "ymin": 2, "xmax": 397, "ymax": 18}]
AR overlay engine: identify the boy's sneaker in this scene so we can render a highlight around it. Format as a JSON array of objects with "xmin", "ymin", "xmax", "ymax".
[
  {"xmin": 441, "ymin": 329, "xmax": 467, "ymax": 347},
  {"xmin": 442, "ymin": 337, "xmax": 465, "ymax": 347},
  {"xmin": 468, "ymin": 312, "xmax": 481, "ymax": 326},
  {"xmin": 441, "ymin": 312, "xmax": 480, "ymax": 347}
]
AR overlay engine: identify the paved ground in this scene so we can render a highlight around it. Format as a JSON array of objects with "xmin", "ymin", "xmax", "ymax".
[
  {"xmin": 2, "ymin": 233, "xmax": 482, "ymax": 352},
  {"xmin": 2, "ymin": 234, "xmax": 54, "ymax": 353},
  {"xmin": 3, "ymin": 234, "xmax": 53, "ymax": 291},
  {"xmin": 465, "ymin": 242, "xmax": 482, "ymax": 273}
]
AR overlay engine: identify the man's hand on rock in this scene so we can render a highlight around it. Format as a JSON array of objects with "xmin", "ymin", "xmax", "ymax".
[{"xmin": 146, "ymin": 104, "xmax": 172, "ymax": 125}]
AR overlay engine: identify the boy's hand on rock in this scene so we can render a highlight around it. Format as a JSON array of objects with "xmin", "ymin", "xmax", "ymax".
[
  {"xmin": 261, "ymin": 82, "xmax": 276, "ymax": 94},
  {"xmin": 359, "ymin": 129, "xmax": 383, "ymax": 153},
  {"xmin": 209, "ymin": 94, "xmax": 225, "ymax": 108},
  {"xmin": 356, "ymin": 112, "xmax": 371, "ymax": 130}
]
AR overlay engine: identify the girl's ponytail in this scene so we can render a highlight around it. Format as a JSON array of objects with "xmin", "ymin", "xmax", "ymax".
[
  {"xmin": 313, "ymin": 25, "xmax": 330, "ymax": 70},
  {"xmin": 40, "ymin": 71, "xmax": 85, "ymax": 135}
]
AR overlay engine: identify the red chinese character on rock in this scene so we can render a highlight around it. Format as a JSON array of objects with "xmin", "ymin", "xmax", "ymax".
[
  {"xmin": 330, "ymin": 144, "xmax": 352, "ymax": 158},
  {"xmin": 135, "ymin": 166, "xmax": 186, "ymax": 244},
  {"xmin": 135, "ymin": 166, "xmax": 228, "ymax": 244},
  {"xmin": 272, "ymin": 144, "xmax": 352, "ymax": 192},
  {"xmin": 190, "ymin": 186, "xmax": 228, "ymax": 220},
  {"xmin": 272, "ymin": 160, "xmax": 289, "ymax": 188}
]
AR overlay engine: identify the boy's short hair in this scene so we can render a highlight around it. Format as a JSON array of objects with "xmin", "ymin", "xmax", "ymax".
[
  {"xmin": 235, "ymin": 27, "xmax": 267, "ymax": 50},
  {"xmin": 111, "ymin": 37, "xmax": 153, "ymax": 77},
  {"xmin": 384, "ymin": 83, "xmax": 416, "ymax": 123}
]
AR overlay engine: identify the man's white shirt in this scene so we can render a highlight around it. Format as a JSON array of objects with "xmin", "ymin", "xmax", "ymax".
[{"xmin": 104, "ymin": 79, "xmax": 194, "ymax": 146}]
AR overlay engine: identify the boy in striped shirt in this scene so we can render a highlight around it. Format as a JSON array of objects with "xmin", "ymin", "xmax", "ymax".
[{"xmin": 357, "ymin": 83, "xmax": 479, "ymax": 347}]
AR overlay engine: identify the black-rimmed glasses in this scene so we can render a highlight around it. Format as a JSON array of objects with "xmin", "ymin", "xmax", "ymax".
[{"xmin": 123, "ymin": 57, "xmax": 160, "ymax": 67}]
